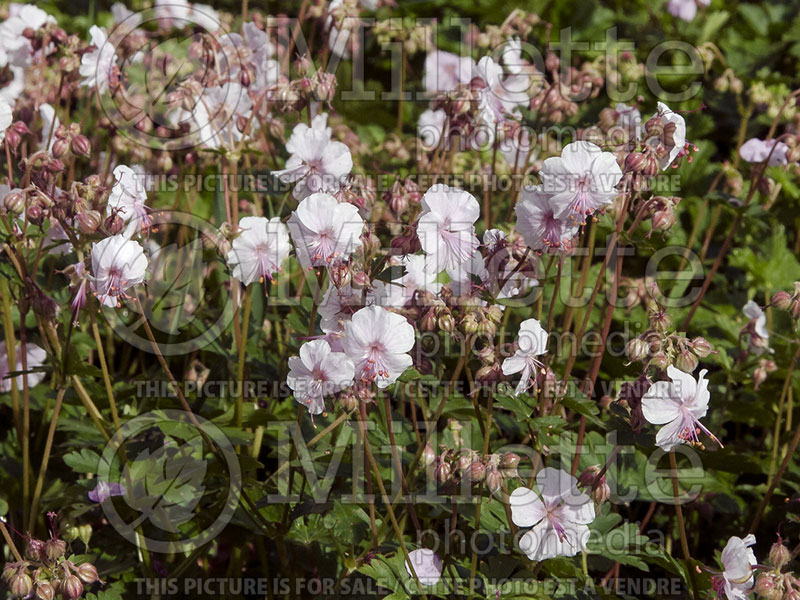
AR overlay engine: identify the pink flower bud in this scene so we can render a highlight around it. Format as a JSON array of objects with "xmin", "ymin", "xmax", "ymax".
[
  {"xmin": 768, "ymin": 541, "xmax": 790, "ymax": 569},
  {"xmin": 70, "ymin": 135, "xmax": 91, "ymax": 158},
  {"xmin": 10, "ymin": 572, "xmax": 32, "ymax": 597},
  {"xmin": 61, "ymin": 575, "xmax": 83, "ymax": 600},
  {"xmin": 76, "ymin": 562, "xmax": 99, "ymax": 584},
  {"xmin": 772, "ymin": 291, "xmax": 792, "ymax": 310}
]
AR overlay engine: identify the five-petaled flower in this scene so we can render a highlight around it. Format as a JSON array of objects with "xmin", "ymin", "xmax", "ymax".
[
  {"xmin": 90, "ymin": 235, "xmax": 148, "ymax": 308},
  {"xmin": 641, "ymin": 365, "xmax": 722, "ymax": 451},
  {"xmin": 416, "ymin": 184, "xmax": 480, "ymax": 273},
  {"xmin": 341, "ymin": 305, "xmax": 414, "ymax": 388},
  {"xmin": 510, "ymin": 467, "xmax": 596, "ymax": 561},
  {"xmin": 226, "ymin": 216, "xmax": 292, "ymax": 286},
  {"xmin": 712, "ymin": 534, "xmax": 757, "ymax": 600},
  {"xmin": 502, "ymin": 318, "xmax": 549, "ymax": 396},
  {"xmin": 288, "ymin": 192, "xmax": 364, "ymax": 268},
  {"xmin": 287, "ymin": 339, "xmax": 355, "ymax": 415}
]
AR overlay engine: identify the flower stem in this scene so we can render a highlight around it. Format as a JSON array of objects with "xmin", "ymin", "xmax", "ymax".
[
  {"xmin": 91, "ymin": 309, "xmax": 120, "ymax": 430},
  {"xmin": 28, "ymin": 386, "xmax": 67, "ymax": 533},
  {"xmin": 669, "ymin": 450, "xmax": 700, "ymax": 600}
]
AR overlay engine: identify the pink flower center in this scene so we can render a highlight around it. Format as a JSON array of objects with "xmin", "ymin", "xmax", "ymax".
[{"xmin": 361, "ymin": 342, "xmax": 390, "ymax": 382}]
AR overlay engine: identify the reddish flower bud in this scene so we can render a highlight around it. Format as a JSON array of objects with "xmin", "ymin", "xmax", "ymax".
[
  {"xmin": 70, "ymin": 135, "xmax": 91, "ymax": 158},
  {"xmin": 771, "ymin": 291, "xmax": 792, "ymax": 310}
]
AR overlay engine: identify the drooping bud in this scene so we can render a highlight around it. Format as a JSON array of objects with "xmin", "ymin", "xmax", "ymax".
[
  {"xmin": 690, "ymin": 337, "xmax": 712, "ymax": 358},
  {"xmin": 625, "ymin": 337, "xmax": 649, "ymax": 363},
  {"xmin": 77, "ymin": 210, "xmax": 102, "ymax": 234},
  {"xmin": 76, "ymin": 562, "xmax": 99, "ymax": 584},
  {"xmin": 44, "ymin": 538, "xmax": 66, "ymax": 561},
  {"xmin": 768, "ymin": 540, "xmax": 790, "ymax": 569},
  {"xmin": 35, "ymin": 582, "xmax": 55, "ymax": 600},
  {"xmin": 434, "ymin": 459, "xmax": 451, "ymax": 484},
  {"xmin": 485, "ymin": 468, "xmax": 503, "ymax": 494},
  {"xmin": 422, "ymin": 443, "xmax": 436, "ymax": 467},
  {"xmin": 61, "ymin": 575, "xmax": 83, "ymax": 600},
  {"xmin": 70, "ymin": 135, "xmax": 91, "ymax": 158},
  {"xmin": 467, "ymin": 460, "xmax": 486, "ymax": 483},
  {"xmin": 3, "ymin": 189, "xmax": 26, "ymax": 215},
  {"xmin": 771, "ymin": 291, "xmax": 792, "ymax": 311},
  {"xmin": 674, "ymin": 348, "xmax": 698, "ymax": 373},
  {"xmin": 10, "ymin": 572, "xmax": 33, "ymax": 598}
]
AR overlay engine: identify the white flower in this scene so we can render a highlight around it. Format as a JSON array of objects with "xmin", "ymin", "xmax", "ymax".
[
  {"xmin": 274, "ymin": 127, "xmax": 353, "ymax": 200},
  {"xmin": 739, "ymin": 138, "xmax": 789, "ymax": 166},
  {"xmin": 540, "ymin": 141, "xmax": 622, "ymax": 223},
  {"xmin": 190, "ymin": 4, "xmax": 220, "ymax": 31},
  {"xmin": 342, "ymin": 305, "xmax": 414, "ymax": 388},
  {"xmin": 90, "ymin": 235, "xmax": 148, "ymax": 308},
  {"xmin": 743, "ymin": 300, "xmax": 769, "ymax": 340},
  {"xmin": 667, "ymin": 0, "xmax": 699, "ymax": 21},
  {"xmin": 110, "ymin": 3, "xmax": 142, "ymax": 30},
  {"xmin": 39, "ymin": 103, "xmax": 58, "ymax": 152},
  {"xmin": 405, "ymin": 549, "xmax": 443, "ymax": 586},
  {"xmin": 154, "ymin": 0, "xmax": 191, "ymax": 26},
  {"xmin": 226, "ymin": 216, "xmax": 292, "ymax": 286},
  {"xmin": 648, "ymin": 102, "xmax": 687, "ymax": 169},
  {"xmin": 417, "ymin": 184, "xmax": 480, "ymax": 273},
  {"xmin": 502, "ymin": 318, "xmax": 549, "ymax": 396},
  {"xmin": 719, "ymin": 534, "xmax": 757, "ymax": 600},
  {"xmin": 615, "ymin": 103, "xmax": 642, "ymax": 139},
  {"xmin": 641, "ymin": 365, "xmax": 722, "ymax": 451},
  {"xmin": 417, "ymin": 108, "xmax": 446, "ymax": 153},
  {"xmin": 373, "ymin": 254, "xmax": 442, "ymax": 307},
  {"xmin": 79, "ymin": 26, "xmax": 116, "ymax": 93},
  {"xmin": 287, "ymin": 339, "xmax": 355, "ymax": 415},
  {"xmin": 0, "ymin": 341, "xmax": 47, "ymax": 393},
  {"xmin": 423, "ymin": 50, "xmax": 474, "ymax": 93},
  {"xmin": 107, "ymin": 165, "xmax": 150, "ymax": 236},
  {"xmin": 0, "ymin": 98, "xmax": 12, "ymax": 144},
  {"xmin": 288, "ymin": 192, "xmax": 364, "ymax": 268},
  {"xmin": 515, "ymin": 186, "xmax": 580, "ymax": 251},
  {"xmin": 286, "ymin": 114, "xmax": 331, "ymax": 155},
  {"xmin": 0, "ymin": 5, "xmax": 54, "ymax": 68},
  {"xmin": 510, "ymin": 467, "xmax": 596, "ymax": 561},
  {"xmin": 319, "ymin": 283, "xmax": 372, "ymax": 333}
]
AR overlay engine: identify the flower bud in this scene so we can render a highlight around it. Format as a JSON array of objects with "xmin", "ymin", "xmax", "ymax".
[
  {"xmin": 768, "ymin": 541, "xmax": 790, "ymax": 569},
  {"xmin": 624, "ymin": 152, "xmax": 646, "ymax": 173},
  {"xmin": 434, "ymin": 459, "xmax": 451, "ymax": 484},
  {"xmin": 422, "ymin": 443, "xmax": 436, "ymax": 467},
  {"xmin": 772, "ymin": 291, "xmax": 792, "ymax": 310},
  {"xmin": 104, "ymin": 213, "xmax": 124, "ymax": 235},
  {"xmin": 44, "ymin": 538, "xmax": 66, "ymax": 561},
  {"xmin": 51, "ymin": 137, "xmax": 69, "ymax": 158},
  {"xmin": 485, "ymin": 468, "xmax": 503, "ymax": 494},
  {"xmin": 26, "ymin": 536, "xmax": 46, "ymax": 561},
  {"xmin": 753, "ymin": 573, "xmax": 781, "ymax": 600},
  {"xmin": 650, "ymin": 352, "xmax": 669, "ymax": 370},
  {"xmin": 70, "ymin": 135, "xmax": 91, "ymax": 158},
  {"xmin": 791, "ymin": 299, "xmax": 800, "ymax": 320},
  {"xmin": 10, "ymin": 572, "xmax": 32, "ymax": 598},
  {"xmin": 76, "ymin": 562, "xmax": 99, "ymax": 584},
  {"xmin": 3, "ymin": 190, "xmax": 25, "ymax": 215},
  {"xmin": 438, "ymin": 313, "xmax": 455, "ymax": 333},
  {"xmin": 651, "ymin": 209, "xmax": 675, "ymax": 232},
  {"xmin": 35, "ymin": 582, "xmax": 55, "ymax": 600},
  {"xmin": 690, "ymin": 337, "xmax": 712, "ymax": 358},
  {"xmin": 674, "ymin": 348, "xmax": 698, "ymax": 373},
  {"xmin": 77, "ymin": 210, "xmax": 102, "ymax": 234},
  {"xmin": 61, "ymin": 575, "xmax": 83, "ymax": 600},
  {"xmin": 625, "ymin": 337, "xmax": 649, "ymax": 362},
  {"xmin": 501, "ymin": 452, "xmax": 520, "ymax": 470},
  {"xmin": 468, "ymin": 460, "xmax": 486, "ymax": 482}
]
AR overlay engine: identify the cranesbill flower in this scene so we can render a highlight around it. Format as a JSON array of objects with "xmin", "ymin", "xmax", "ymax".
[
  {"xmin": 0, "ymin": 341, "xmax": 47, "ymax": 393},
  {"xmin": 0, "ymin": 98, "xmax": 11, "ymax": 144},
  {"xmin": 107, "ymin": 165, "xmax": 151, "ymax": 236},
  {"xmin": 423, "ymin": 50, "xmax": 474, "ymax": 93},
  {"xmin": 372, "ymin": 254, "xmax": 442, "ymax": 308},
  {"xmin": 39, "ymin": 103, "xmax": 59, "ymax": 152},
  {"xmin": 641, "ymin": 365, "xmax": 722, "ymax": 451},
  {"xmin": 417, "ymin": 108, "xmax": 447, "ymax": 153},
  {"xmin": 648, "ymin": 102, "xmax": 688, "ymax": 169},
  {"xmin": 274, "ymin": 127, "xmax": 353, "ymax": 200},
  {"xmin": 226, "ymin": 216, "xmax": 292, "ymax": 286},
  {"xmin": 509, "ymin": 467, "xmax": 596, "ymax": 561},
  {"xmin": 417, "ymin": 184, "xmax": 480, "ymax": 273},
  {"xmin": 79, "ymin": 26, "xmax": 117, "ymax": 93},
  {"xmin": 288, "ymin": 192, "xmax": 364, "ymax": 268},
  {"xmin": 287, "ymin": 339, "xmax": 355, "ymax": 415},
  {"xmin": 739, "ymin": 138, "xmax": 789, "ymax": 166},
  {"xmin": 88, "ymin": 481, "xmax": 126, "ymax": 503},
  {"xmin": 515, "ymin": 186, "xmax": 580, "ymax": 251},
  {"xmin": 743, "ymin": 300, "xmax": 769, "ymax": 340},
  {"xmin": 341, "ymin": 305, "xmax": 414, "ymax": 388},
  {"xmin": 90, "ymin": 235, "xmax": 148, "ymax": 308},
  {"xmin": 540, "ymin": 141, "xmax": 622, "ymax": 223},
  {"xmin": 405, "ymin": 549, "xmax": 443, "ymax": 586},
  {"xmin": 502, "ymin": 318, "xmax": 549, "ymax": 396},
  {"xmin": 713, "ymin": 534, "xmax": 757, "ymax": 600}
]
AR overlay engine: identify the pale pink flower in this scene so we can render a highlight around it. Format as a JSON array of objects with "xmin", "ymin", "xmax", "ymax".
[
  {"xmin": 0, "ymin": 4, "xmax": 54, "ymax": 68},
  {"xmin": 417, "ymin": 108, "xmax": 447, "ymax": 153},
  {"xmin": 372, "ymin": 254, "xmax": 442, "ymax": 307},
  {"xmin": 90, "ymin": 235, "xmax": 148, "ymax": 308},
  {"xmin": 405, "ymin": 549, "xmax": 443, "ymax": 586},
  {"xmin": 288, "ymin": 192, "xmax": 364, "ymax": 268},
  {"xmin": 417, "ymin": 184, "xmax": 480, "ymax": 273},
  {"xmin": 39, "ymin": 103, "xmax": 58, "ymax": 152},
  {"xmin": 319, "ymin": 284, "xmax": 373, "ymax": 334},
  {"xmin": 540, "ymin": 141, "xmax": 622, "ymax": 223},
  {"xmin": 286, "ymin": 114, "xmax": 331, "ymax": 155},
  {"xmin": 287, "ymin": 339, "xmax": 355, "ymax": 415},
  {"xmin": 423, "ymin": 50, "xmax": 474, "ymax": 93},
  {"xmin": 341, "ymin": 305, "xmax": 414, "ymax": 388},
  {"xmin": 739, "ymin": 138, "xmax": 789, "ymax": 166},
  {"xmin": 510, "ymin": 467, "xmax": 596, "ymax": 561},
  {"xmin": 0, "ymin": 341, "xmax": 47, "ymax": 393},
  {"xmin": 502, "ymin": 318, "xmax": 549, "ymax": 396},
  {"xmin": 88, "ymin": 481, "xmax": 126, "ymax": 503},
  {"xmin": 79, "ymin": 26, "xmax": 116, "ymax": 93},
  {"xmin": 0, "ymin": 98, "xmax": 12, "ymax": 144},
  {"xmin": 107, "ymin": 165, "xmax": 151, "ymax": 236},
  {"xmin": 641, "ymin": 365, "xmax": 722, "ymax": 451},
  {"xmin": 647, "ymin": 102, "xmax": 687, "ymax": 169},
  {"xmin": 226, "ymin": 216, "xmax": 292, "ymax": 286},
  {"xmin": 515, "ymin": 186, "xmax": 580, "ymax": 251},
  {"xmin": 274, "ymin": 127, "xmax": 353, "ymax": 200},
  {"xmin": 743, "ymin": 300, "xmax": 769, "ymax": 340},
  {"xmin": 667, "ymin": 0, "xmax": 708, "ymax": 21},
  {"xmin": 715, "ymin": 534, "xmax": 757, "ymax": 600}
]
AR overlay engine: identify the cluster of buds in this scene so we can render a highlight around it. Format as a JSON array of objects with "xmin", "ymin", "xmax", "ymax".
[
  {"xmin": 2, "ymin": 525, "xmax": 101, "ymax": 599},
  {"xmin": 625, "ymin": 308, "xmax": 712, "ymax": 371},
  {"xmin": 529, "ymin": 81, "xmax": 581, "ymax": 125},
  {"xmin": 753, "ymin": 358, "xmax": 777, "ymax": 391},
  {"xmin": 643, "ymin": 195, "xmax": 681, "ymax": 234},
  {"xmin": 577, "ymin": 464, "xmax": 611, "ymax": 504},
  {"xmin": 383, "ymin": 178, "xmax": 421, "ymax": 216},
  {"xmin": 754, "ymin": 537, "xmax": 799, "ymax": 600},
  {"xmin": 427, "ymin": 446, "xmax": 521, "ymax": 495},
  {"xmin": 713, "ymin": 68, "xmax": 744, "ymax": 95},
  {"xmin": 472, "ymin": 9, "xmax": 540, "ymax": 49},
  {"xmin": 50, "ymin": 123, "xmax": 91, "ymax": 160},
  {"xmin": 771, "ymin": 282, "xmax": 800, "ymax": 321}
]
